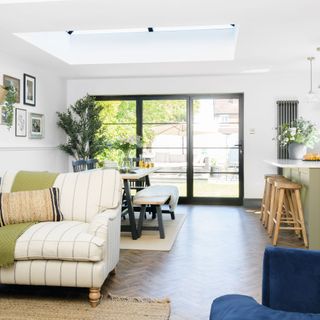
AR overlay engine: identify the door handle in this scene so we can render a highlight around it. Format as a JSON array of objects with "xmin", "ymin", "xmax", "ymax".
[{"xmin": 234, "ymin": 144, "xmax": 243, "ymax": 154}]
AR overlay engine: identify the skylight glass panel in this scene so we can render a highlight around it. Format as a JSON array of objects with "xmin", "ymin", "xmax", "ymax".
[{"xmin": 15, "ymin": 24, "xmax": 239, "ymax": 65}]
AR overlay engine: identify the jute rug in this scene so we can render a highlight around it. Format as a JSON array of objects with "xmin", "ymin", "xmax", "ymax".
[
  {"xmin": 0, "ymin": 293, "xmax": 170, "ymax": 320},
  {"xmin": 121, "ymin": 213, "xmax": 186, "ymax": 251}
]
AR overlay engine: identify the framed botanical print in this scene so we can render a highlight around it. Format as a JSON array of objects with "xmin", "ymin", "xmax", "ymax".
[
  {"xmin": 23, "ymin": 74, "xmax": 36, "ymax": 106},
  {"xmin": 15, "ymin": 108, "xmax": 27, "ymax": 137},
  {"xmin": 29, "ymin": 113, "xmax": 44, "ymax": 139},
  {"xmin": 3, "ymin": 74, "xmax": 20, "ymax": 103}
]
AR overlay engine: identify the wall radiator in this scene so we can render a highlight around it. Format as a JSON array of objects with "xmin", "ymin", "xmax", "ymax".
[{"xmin": 277, "ymin": 100, "xmax": 299, "ymax": 159}]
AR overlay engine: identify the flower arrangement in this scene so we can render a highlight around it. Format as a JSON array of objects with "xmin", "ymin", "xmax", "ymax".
[
  {"xmin": 112, "ymin": 135, "xmax": 143, "ymax": 156},
  {"xmin": 278, "ymin": 117, "xmax": 319, "ymax": 148}
]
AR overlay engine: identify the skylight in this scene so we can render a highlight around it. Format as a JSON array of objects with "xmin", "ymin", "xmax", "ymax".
[
  {"xmin": 71, "ymin": 24, "xmax": 235, "ymax": 35},
  {"xmin": 14, "ymin": 25, "xmax": 239, "ymax": 65}
]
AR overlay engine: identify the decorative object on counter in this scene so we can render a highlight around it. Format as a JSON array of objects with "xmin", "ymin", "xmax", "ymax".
[
  {"xmin": 23, "ymin": 73, "xmax": 36, "ymax": 106},
  {"xmin": 3, "ymin": 74, "xmax": 20, "ymax": 103},
  {"xmin": 1, "ymin": 86, "xmax": 17, "ymax": 129},
  {"xmin": 278, "ymin": 117, "xmax": 319, "ymax": 159},
  {"xmin": 29, "ymin": 113, "xmax": 44, "ymax": 139},
  {"xmin": 57, "ymin": 94, "xmax": 107, "ymax": 161},
  {"xmin": 15, "ymin": 108, "xmax": 27, "ymax": 137},
  {"xmin": 303, "ymin": 153, "xmax": 320, "ymax": 161}
]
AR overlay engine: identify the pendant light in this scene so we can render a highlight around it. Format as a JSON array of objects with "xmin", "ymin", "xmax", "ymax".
[{"xmin": 306, "ymin": 57, "xmax": 320, "ymax": 103}]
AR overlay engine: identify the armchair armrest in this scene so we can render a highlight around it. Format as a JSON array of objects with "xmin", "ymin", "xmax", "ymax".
[
  {"xmin": 88, "ymin": 209, "xmax": 120, "ymax": 240},
  {"xmin": 262, "ymin": 246, "xmax": 320, "ymax": 313}
]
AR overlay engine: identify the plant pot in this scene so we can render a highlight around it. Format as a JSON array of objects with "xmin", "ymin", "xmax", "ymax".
[{"xmin": 288, "ymin": 142, "xmax": 307, "ymax": 160}]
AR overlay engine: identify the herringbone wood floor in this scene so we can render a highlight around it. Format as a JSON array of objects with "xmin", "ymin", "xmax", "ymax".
[
  {"xmin": 108, "ymin": 205, "xmax": 304, "ymax": 320},
  {"xmin": 0, "ymin": 205, "xmax": 304, "ymax": 320}
]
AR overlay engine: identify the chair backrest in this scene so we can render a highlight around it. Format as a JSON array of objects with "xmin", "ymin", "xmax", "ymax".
[
  {"xmin": 53, "ymin": 169, "xmax": 121, "ymax": 222},
  {"xmin": 86, "ymin": 159, "xmax": 98, "ymax": 170},
  {"xmin": 72, "ymin": 159, "xmax": 87, "ymax": 172}
]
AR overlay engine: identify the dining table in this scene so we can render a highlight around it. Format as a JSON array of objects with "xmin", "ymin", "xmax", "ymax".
[{"xmin": 120, "ymin": 167, "xmax": 158, "ymax": 240}]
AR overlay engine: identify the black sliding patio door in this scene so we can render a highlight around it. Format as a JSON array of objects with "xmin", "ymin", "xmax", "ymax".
[{"xmin": 96, "ymin": 94, "xmax": 243, "ymax": 205}]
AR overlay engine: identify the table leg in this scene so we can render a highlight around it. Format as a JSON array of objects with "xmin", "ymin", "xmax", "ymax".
[
  {"xmin": 122, "ymin": 179, "xmax": 138, "ymax": 240},
  {"xmin": 145, "ymin": 175, "xmax": 156, "ymax": 218},
  {"xmin": 145, "ymin": 175, "xmax": 151, "ymax": 186}
]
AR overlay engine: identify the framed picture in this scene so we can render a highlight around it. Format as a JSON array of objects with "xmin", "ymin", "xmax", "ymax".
[
  {"xmin": 15, "ymin": 108, "xmax": 27, "ymax": 137},
  {"xmin": 23, "ymin": 74, "xmax": 36, "ymax": 106},
  {"xmin": 0, "ymin": 106, "xmax": 6, "ymax": 125},
  {"xmin": 3, "ymin": 75, "xmax": 20, "ymax": 103},
  {"xmin": 29, "ymin": 113, "xmax": 44, "ymax": 139}
]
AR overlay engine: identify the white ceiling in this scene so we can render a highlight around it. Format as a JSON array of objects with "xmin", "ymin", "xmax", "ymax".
[{"xmin": 0, "ymin": 0, "xmax": 320, "ymax": 79}]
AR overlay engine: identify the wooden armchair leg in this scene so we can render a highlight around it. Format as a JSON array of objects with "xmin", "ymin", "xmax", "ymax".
[
  {"xmin": 110, "ymin": 267, "xmax": 116, "ymax": 276},
  {"xmin": 89, "ymin": 287, "xmax": 101, "ymax": 307}
]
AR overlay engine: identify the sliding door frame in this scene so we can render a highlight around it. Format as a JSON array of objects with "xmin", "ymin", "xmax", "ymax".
[{"xmin": 95, "ymin": 93, "xmax": 244, "ymax": 205}]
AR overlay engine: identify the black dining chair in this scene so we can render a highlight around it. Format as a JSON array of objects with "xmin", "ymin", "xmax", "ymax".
[
  {"xmin": 86, "ymin": 159, "xmax": 98, "ymax": 170},
  {"xmin": 72, "ymin": 159, "xmax": 87, "ymax": 172}
]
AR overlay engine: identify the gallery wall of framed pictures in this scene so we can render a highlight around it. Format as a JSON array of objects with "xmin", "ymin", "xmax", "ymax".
[{"xmin": 0, "ymin": 72, "xmax": 44, "ymax": 139}]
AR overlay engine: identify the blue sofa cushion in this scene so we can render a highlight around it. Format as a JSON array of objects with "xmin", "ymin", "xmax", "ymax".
[
  {"xmin": 210, "ymin": 295, "xmax": 320, "ymax": 320},
  {"xmin": 263, "ymin": 247, "xmax": 320, "ymax": 313}
]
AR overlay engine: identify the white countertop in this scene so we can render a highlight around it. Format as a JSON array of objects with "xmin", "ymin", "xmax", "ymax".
[{"xmin": 265, "ymin": 159, "xmax": 320, "ymax": 168}]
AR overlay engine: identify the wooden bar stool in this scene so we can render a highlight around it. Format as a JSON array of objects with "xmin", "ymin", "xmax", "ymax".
[
  {"xmin": 265, "ymin": 176, "xmax": 289, "ymax": 236},
  {"xmin": 272, "ymin": 180, "xmax": 308, "ymax": 247},
  {"xmin": 260, "ymin": 174, "xmax": 285, "ymax": 228}
]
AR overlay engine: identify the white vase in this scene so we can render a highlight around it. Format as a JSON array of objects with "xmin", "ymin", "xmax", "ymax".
[{"xmin": 288, "ymin": 143, "xmax": 307, "ymax": 160}]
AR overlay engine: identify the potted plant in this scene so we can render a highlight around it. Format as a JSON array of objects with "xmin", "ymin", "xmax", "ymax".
[
  {"xmin": 1, "ymin": 85, "xmax": 16, "ymax": 129},
  {"xmin": 56, "ymin": 95, "xmax": 107, "ymax": 163},
  {"xmin": 278, "ymin": 117, "xmax": 319, "ymax": 159},
  {"xmin": 112, "ymin": 135, "xmax": 142, "ymax": 172}
]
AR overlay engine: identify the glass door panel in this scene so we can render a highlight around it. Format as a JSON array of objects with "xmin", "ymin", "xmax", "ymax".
[
  {"xmin": 98, "ymin": 100, "xmax": 137, "ymax": 163},
  {"xmin": 142, "ymin": 99, "xmax": 187, "ymax": 196},
  {"xmin": 192, "ymin": 98, "xmax": 242, "ymax": 200}
]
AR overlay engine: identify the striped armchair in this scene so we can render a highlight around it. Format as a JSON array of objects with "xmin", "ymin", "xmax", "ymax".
[{"xmin": 0, "ymin": 169, "xmax": 122, "ymax": 307}]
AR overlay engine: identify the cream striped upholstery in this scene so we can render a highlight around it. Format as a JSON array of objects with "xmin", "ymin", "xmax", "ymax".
[
  {"xmin": 53, "ymin": 169, "xmax": 121, "ymax": 222},
  {"xmin": 15, "ymin": 221, "xmax": 105, "ymax": 262},
  {"xmin": 0, "ymin": 169, "xmax": 122, "ymax": 290}
]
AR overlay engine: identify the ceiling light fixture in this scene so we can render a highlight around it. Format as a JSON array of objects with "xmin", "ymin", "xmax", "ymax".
[{"xmin": 306, "ymin": 57, "xmax": 320, "ymax": 103}]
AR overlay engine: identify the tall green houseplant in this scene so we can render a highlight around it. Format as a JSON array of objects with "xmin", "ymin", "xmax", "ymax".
[{"xmin": 57, "ymin": 95, "xmax": 107, "ymax": 160}]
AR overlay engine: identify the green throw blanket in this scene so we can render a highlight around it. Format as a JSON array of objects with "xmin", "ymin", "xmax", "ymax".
[
  {"xmin": 0, "ymin": 170, "xmax": 59, "ymax": 268},
  {"xmin": 11, "ymin": 171, "xmax": 59, "ymax": 192},
  {"xmin": 0, "ymin": 222, "xmax": 36, "ymax": 267}
]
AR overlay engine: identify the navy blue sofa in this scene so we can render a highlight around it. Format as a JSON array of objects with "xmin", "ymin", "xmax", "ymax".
[{"xmin": 210, "ymin": 247, "xmax": 320, "ymax": 319}]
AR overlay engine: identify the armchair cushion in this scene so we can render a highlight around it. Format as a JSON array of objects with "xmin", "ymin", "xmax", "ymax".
[
  {"xmin": 210, "ymin": 295, "xmax": 320, "ymax": 320},
  {"xmin": 14, "ymin": 221, "xmax": 105, "ymax": 262},
  {"xmin": 0, "ymin": 188, "xmax": 63, "ymax": 227},
  {"xmin": 263, "ymin": 247, "xmax": 320, "ymax": 313}
]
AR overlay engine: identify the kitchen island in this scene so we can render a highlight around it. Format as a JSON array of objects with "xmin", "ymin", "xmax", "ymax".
[{"xmin": 266, "ymin": 159, "xmax": 320, "ymax": 249}]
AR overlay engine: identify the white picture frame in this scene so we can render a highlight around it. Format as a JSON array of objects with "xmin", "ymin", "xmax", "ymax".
[
  {"xmin": 15, "ymin": 108, "xmax": 27, "ymax": 137},
  {"xmin": 29, "ymin": 112, "xmax": 44, "ymax": 139}
]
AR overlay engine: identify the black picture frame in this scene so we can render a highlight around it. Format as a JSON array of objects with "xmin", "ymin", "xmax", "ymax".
[
  {"xmin": 23, "ymin": 73, "xmax": 36, "ymax": 106},
  {"xmin": 15, "ymin": 108, "xmax": 27, "ymax": 137}
]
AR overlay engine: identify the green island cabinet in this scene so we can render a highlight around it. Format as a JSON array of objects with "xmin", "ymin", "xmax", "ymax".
[{"xmin": 266, "ymin": 160, "xmax": 320, "ymax": 250}]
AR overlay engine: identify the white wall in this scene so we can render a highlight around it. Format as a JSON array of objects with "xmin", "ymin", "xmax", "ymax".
[
  {"xmin": 67, "ymin": 73, "xmax": 320, "ymax": 199},
  {"xmin": 0, "ymin": 51, "xmax": 68, "ymax": 172}
]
